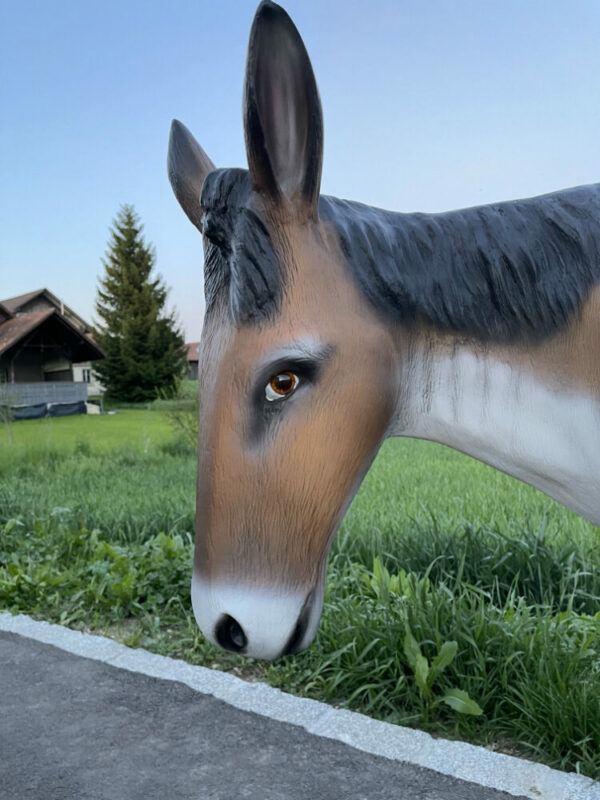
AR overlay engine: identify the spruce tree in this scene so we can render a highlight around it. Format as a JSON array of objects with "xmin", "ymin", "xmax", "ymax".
[{"xmin": 94, "ymin": 205, "xmax": 187, "ymax": 402}]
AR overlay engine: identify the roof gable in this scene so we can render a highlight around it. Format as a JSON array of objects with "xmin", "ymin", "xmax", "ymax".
[
  {"xmin": 0, "ymin": 309, "xmax": 55, "ymax": 356},
  {"xmin": 1, "ymin": 289, "xmax": 46, "ymax": 314},
  {"xmin": 0, "ymin": 308, "xmax": 104, "ymax": 360},
  {"xmin": 0, "ymin": 302, "xmax": 13, "ymax": 324},
  {"xmin": 0, "ymin": 288, "xmax": 91, "ymax": 332}
]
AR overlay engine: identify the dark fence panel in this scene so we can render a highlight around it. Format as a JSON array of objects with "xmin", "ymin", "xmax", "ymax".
[
  {"xmin": 47, "ymin": 401, "xmax": 87, "ymax": 418},
  {"xmin": 2, "ymin": 401, "xmax": 87, "ymax": 422},
  {"xmin": 12, "ymin": 403, "xmax": 48, "ymax": 421}
]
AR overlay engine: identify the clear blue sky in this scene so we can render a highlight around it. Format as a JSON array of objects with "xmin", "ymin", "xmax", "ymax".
[{"xmin": 2, "ymin": 0, "xmax": 600, "ymax": 340}]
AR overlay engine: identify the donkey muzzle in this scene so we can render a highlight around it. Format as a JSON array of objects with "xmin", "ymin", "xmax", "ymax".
[{"xmin": 191, "ymin": 573, "xmax": 323, "ymax": 659}]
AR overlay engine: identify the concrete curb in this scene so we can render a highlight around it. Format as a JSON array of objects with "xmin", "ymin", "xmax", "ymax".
[{"xmin": 1, "ymin": 612, "xmax": 598, "ymax": 800}]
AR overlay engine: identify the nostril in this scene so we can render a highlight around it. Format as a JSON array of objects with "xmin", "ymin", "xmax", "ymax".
[
  {"xmin": 215, "ymin": 614, "xmax": 247, "ymax": 653},
  {"xmin": 281, "ymin": 590, "xmax": 314, "ymax": 656}
]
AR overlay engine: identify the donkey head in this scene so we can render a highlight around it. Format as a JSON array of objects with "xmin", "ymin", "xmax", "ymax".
[{"xmin": 168, "ymin": 1, "xmax": 397, "ymax": 659}]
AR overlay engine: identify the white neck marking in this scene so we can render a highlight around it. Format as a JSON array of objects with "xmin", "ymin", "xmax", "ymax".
[{"xmin": 391, "ymin": 347, "xmax": 600, "ymax": 525}]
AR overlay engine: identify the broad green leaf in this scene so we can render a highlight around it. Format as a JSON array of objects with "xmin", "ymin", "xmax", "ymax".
[
  {"xmin": 403, "ymin": 627, "xmax": 422, "ymax": 671},
  {"xmin": 440, "ymin": 689, "xmax": 483, "ymax": 716},
  {"xmin": 415, "ymin": 653, "xmax": 430, "ymax": 698},
  {"xmin": 428, "ymin": 640, "xmax": 458, "ymax": 687}
]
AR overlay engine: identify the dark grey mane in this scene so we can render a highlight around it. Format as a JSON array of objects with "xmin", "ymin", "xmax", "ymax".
[
  {"xmin": 320, "ymin": 183, "xmax": 600, "ymax": 342},
  {"xmin": 202, "ymin": 167, "xmax": 600, "ymax": 341},
  {"xmin": 201, "ymin": 168, "xmax": 281, "ymax": 321}
]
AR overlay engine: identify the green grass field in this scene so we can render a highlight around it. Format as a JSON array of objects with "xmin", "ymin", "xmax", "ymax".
[
  {"xmin": 1, "ymin": 410, "xmax": 599, "ymax": 778},
  {"xmin": 0, "ymin": 411, "xmax": 193, "ymax": 540}
]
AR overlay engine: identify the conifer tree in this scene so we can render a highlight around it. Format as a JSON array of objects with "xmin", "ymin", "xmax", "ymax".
[{"xmin": 94, "ymin": 205, "xmax": 187, "ymax": 401}]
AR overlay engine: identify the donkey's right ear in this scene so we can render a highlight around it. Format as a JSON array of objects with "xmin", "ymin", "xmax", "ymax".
[
  {"xmin": 168, "ymin": 119, "xmax": 215, "ymax": 232},
  {"xmin": 243, "ymin": 1, "xmax": 323, "ymax": 218}
]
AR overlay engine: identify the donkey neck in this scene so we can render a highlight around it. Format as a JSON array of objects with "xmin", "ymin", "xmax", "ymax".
[{"xmin": 319, "ymin": 189, "xmax": 600, "ymax": 525}]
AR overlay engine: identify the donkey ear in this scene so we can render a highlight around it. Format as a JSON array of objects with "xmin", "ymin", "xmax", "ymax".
[
  {"xmin": 243, "ymin": 1, "xmax": 323, "ymax": 217},
  {"xmin": 168, "ymin": 119, "xmax": 215, "ymax": 232}
]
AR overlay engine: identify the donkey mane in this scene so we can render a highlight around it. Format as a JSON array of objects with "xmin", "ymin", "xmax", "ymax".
[
  {"xmin": 322, "ymin": 183, "xmax": 600, "ymax": 342},
  {"xmin": 202, "ymin": 166, "xmax": 600, "ymax": 341}
]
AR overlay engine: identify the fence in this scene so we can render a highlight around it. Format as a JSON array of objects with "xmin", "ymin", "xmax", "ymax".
[{"xmin": 0, "ymin": 382, "xmax": 88, "ymax": 421}]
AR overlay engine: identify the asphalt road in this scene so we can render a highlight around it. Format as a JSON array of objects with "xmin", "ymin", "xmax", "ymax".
[{"xmin": 0, "ymin": 631, "xmax": 527, "ymax": 800}]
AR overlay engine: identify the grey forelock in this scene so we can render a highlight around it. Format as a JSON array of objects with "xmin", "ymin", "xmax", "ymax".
[{"xmin": 200, "ymin": 168, "xmax": 283, "ymax": 323}]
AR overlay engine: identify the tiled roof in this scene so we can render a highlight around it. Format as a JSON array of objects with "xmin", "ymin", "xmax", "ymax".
[
  {"xmin": 0, "ymin": 288, "xmax": 91, "ymax": 334},
  {"xmin": 0, "ymin": 309, "xmax": 54, "ymax": 356},
  {"xmin": 0, "ymin": 289, "xmax": 46, "ymax": 314},
  {"xmin": 186, "ymin": 341, "xmax": 200, "ymax": 361},
  {"xmin": 0, "ymin": 308, "xmax": 105, "ymax": 360}
]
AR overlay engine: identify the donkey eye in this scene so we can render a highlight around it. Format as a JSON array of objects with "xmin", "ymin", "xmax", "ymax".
[{"xmin": 265, "ymin": 371, "xmax": 299, "ymax": 401}]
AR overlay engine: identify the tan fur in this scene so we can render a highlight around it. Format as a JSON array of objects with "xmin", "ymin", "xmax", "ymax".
[
  {"xmin": 510, "ymin": 286, "xmax": 600, "ymax": 394},
  {"xmin": 403, "ymin": 286, "xmax": 600, "ymax": 397},
  {"xmin": 195, "ymin": 215, "xmax": 396, "ymax": 588}
]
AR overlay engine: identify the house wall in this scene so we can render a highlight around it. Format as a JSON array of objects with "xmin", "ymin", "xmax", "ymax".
[
  {"xmin": 18, "ymin": 296, "xmax": 87, "ymax": 333},
  {"xmin": 14, "ymin": 350, "xmax": 44, "ymax": 381},
  {"xmin": 18, "ymin": 298, "xmax": 53, "ymax": 314},
  {"xmin": 2, "ymin": 349, "xmax": 73, "ymax": 383},
  {"xmin": 73, "ymin": 361, "xmax": 104, "ymax": 394}
]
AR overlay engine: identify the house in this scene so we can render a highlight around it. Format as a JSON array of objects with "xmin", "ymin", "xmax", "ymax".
[
  {"xmin": 186, "ymin": 341, "xmax": 200, "ymax": 380},
  {"xmin": 0, "ymin": 289, "xmax": 104, "ymax": 417}
]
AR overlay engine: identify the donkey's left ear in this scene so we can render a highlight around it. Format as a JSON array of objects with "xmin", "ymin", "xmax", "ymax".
[
  {"xmin": 243, "ymin": 1, "xmax": 323, "ymax": 218},
  {"xmin": 168, "ymin": 119, "xmax": 215, "ymax": 232}
]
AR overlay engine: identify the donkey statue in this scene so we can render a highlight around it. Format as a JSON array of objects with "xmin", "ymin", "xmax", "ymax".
[{"xmin": 168, "ymin": 1, "xmax": 600, "ymax": 659}]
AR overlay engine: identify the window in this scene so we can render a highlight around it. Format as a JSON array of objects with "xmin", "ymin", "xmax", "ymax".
[{"xmin": 82, "ymin": 369, "xmax": 91, "ymax": 383}]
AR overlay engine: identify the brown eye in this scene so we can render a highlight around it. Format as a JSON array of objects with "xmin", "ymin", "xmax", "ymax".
[
  {"xmin": 265, "ymin": 371, "xmax": 299, "ymax": 401},
  {"xmin": 271, "ymin": 371, "xmax": 295, "ymax": 395}
]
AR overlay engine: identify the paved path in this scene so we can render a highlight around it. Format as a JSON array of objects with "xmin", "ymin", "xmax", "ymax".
[{"xmin": 1, "ymin": 631, "xmax": 524, "ymax": 800}]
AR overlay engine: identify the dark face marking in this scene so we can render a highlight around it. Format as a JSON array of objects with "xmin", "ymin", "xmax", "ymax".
[{"xmin": 247, "ymin": 345, "xmax": 333, "ymax": 445}]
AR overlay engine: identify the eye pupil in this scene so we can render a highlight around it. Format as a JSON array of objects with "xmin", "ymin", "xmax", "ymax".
[{"xmin": 271, "ymin": 372, "xmax": 295, "ymax": 395}]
